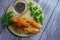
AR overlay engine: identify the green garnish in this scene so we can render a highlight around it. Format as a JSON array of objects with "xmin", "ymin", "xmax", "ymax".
[
  {"xmin": 28, "ymin": 2, "xmax": 44, "ymax": 24},
  {"xmin": 0, "ymin": 11, "xmax": 13, "ymax": 28}
]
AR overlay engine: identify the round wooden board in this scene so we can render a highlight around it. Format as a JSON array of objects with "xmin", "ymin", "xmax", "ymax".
[{"xmin": 7, "ymin": 0, "xmax": 43, "ymax": 37}]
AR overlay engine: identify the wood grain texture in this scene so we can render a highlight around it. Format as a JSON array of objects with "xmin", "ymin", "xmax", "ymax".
[
  {"xmin": 38, "ymin": 0, "xmax": 59, "ymax": 40},
  {"xmin": 0, "ymin": 29, "xmax": 18, "ymax": 40},
  {"xmin": 40, "ymin": 0, "xmax": 60, "ymax": 40},
  {"xmin": 0, "ymin": 0, "xmax": 60, "ymax": 40}
]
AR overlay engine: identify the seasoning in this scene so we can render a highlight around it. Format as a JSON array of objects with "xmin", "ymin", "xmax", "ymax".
[{"xmin": 14, "ymin": 2, "xmax": 25, "ymax": 13}]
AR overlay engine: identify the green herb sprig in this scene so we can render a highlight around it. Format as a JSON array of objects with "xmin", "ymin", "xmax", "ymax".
[
  {"xmin": 28, "ymin": 2, "xmax": 44, "ymax": 24},
  {"xmin": 0, "ymin": 11, "xmax": 13, "ymax": 28}
]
